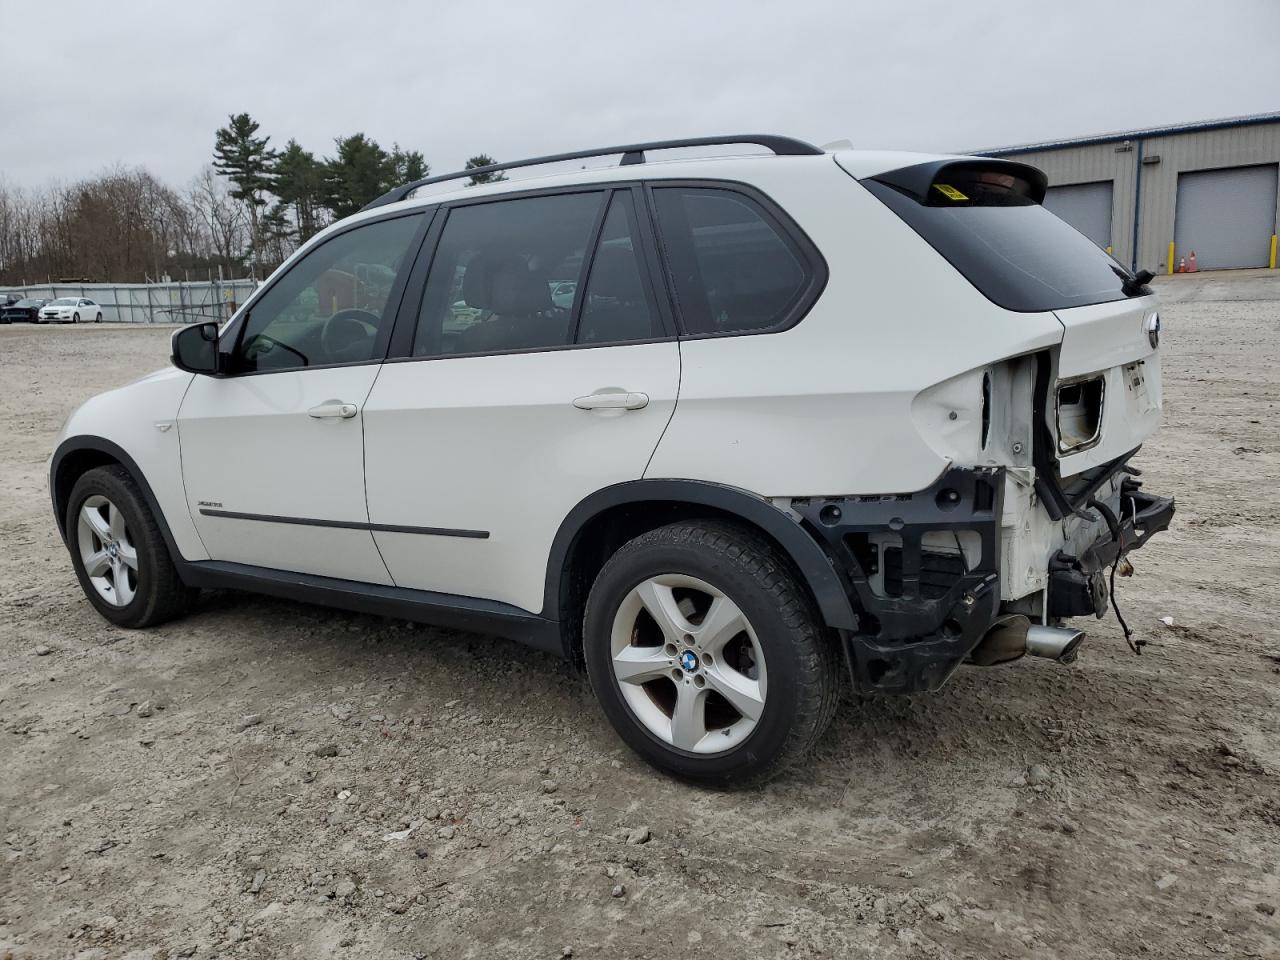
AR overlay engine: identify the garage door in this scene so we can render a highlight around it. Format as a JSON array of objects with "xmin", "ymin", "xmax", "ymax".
[
  {"xmin": 1174, "ymin": 164, "xmax": 1279, "ymax": 270},
  {"xmin": 1044, "ymin": 181, "xmax": 1114, "ymax": 249}
]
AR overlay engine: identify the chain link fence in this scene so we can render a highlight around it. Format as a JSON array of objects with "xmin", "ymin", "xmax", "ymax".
[{"xmin": 1, "ymin": 280, "xmax": 258, "ymax": 324}]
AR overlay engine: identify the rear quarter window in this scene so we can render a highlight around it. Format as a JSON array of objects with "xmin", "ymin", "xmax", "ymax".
[
  {"xmin": 864, "ymin": 165, "xmax": 1133, "ymax": 313},
  {"xmin": 651, "ymin": 186, "xmax": 824, "ymax": 336}
]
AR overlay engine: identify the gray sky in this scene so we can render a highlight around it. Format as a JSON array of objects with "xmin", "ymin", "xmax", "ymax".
[{"xmin": 2, "ymin": 0, "xmax": 1277, "ymax": 190}]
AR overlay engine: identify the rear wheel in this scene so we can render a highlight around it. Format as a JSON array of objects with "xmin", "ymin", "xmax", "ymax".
[
  {"xmin": 95, "ymin": 312, "xmax": 102, "ymax": 323},
  {"xmin": 66, "ymin": 465, "xmax": 195, "ymax": 628},
  {"xmin": 583, "ymin": 520, "xmax": 840, "ymax": 785}
]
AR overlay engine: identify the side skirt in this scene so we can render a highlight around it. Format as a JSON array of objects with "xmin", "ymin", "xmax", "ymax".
[{"xmin": 178, "ymin": 560, "xmax": 564, "ymax": 656}]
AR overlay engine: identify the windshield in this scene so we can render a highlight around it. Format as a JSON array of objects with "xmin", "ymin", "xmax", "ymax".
[
  {"xmin": 50, "ymin": 298, "xmax": 76, "ymax": 305},
  {"xmin": 865, "ymin": 165, "xmax": 1135, "ymax": 312},
  {"xmin": 16, "ymin": 299, "xmax": 40, "ymax": 307}
]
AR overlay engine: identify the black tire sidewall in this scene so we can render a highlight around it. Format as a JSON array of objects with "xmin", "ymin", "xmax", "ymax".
[
  {"xmin": 66, "ymin": 468, "xmax": 162, "ymax": 627},
  {"xmin": 583, "ymin": 533, "xmax": 810, "ymax": 784}
]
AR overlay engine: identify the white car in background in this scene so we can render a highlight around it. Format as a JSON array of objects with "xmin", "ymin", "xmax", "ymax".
[{"xmin": 39, "ymin": 297, "xmax": 102, "ymax": 323}]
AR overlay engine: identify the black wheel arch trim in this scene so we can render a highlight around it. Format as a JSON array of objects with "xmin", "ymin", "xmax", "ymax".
[
  {"xmin": 50, "ymin": 436, "xmax": 185, "ymax": 562},
  {"xmin": 541, "ymin": 479, "xmax": 859, "ymax": 635}
]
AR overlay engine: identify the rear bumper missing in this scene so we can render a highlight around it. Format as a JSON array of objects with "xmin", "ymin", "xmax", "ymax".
[
  {"xmin": 791, "ymin": 468, "xmax": 1174, "ymax": 696},
  {"xmin": 791, "ymin": 466, "xmax": 1005, "ymax": 695},
  {"xmin": 1047, "ymin": 480, "xmax": 1175, "ymax": 619}
]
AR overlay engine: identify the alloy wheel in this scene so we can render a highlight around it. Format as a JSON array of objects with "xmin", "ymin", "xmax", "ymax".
[
  {"xmin": 609, "ymin": 573, "xmax": 767, "ymax": 754},
  {"xmin": 76, "ymin": 495, "xmax": 138, "ymax": 606}
]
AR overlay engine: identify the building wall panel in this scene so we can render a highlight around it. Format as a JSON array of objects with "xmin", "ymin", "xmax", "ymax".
[{"xmin": 986, "ymin": 117, "xmax": 1280, "ymax": 274}]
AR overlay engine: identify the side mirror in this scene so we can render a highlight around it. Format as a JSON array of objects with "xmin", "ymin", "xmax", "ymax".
[{"xmin": 171, "ymin": 322, "xmax": 222, "ymax": 375}]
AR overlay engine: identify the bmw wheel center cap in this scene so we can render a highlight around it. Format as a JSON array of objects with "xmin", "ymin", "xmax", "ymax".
[{"xmin": 680, "ymin": 650, "xmax": 700, "ymax": 673}]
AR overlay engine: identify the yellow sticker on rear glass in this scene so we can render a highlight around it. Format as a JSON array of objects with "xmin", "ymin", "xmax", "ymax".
[{"xmin": 932, "ymin": 183, "xmax": 969, "ymax": 201}]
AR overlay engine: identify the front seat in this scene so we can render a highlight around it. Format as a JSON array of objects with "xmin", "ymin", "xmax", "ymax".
[{"xmin": 455, "ymin": 252, "xmax": 565, "ymax": 353}]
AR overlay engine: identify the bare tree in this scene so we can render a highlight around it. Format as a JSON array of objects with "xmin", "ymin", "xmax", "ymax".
[{"xmin": 189, "ymin": 166, "xmax": 248, "ymax": 278}]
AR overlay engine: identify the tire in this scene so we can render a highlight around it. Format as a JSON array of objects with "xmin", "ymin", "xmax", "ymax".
[
  {"xmin": 583, "ymin": 520, "xmax": 840, "ymax": 786},
  {"xmin": 65, "ymin": 465, "xmax": 196, "ymax": 628},
  {"xmin": 95, "ymin": 313, "xmax": 102, "ymax": 323},
  {"xmin": 73, "ymin": 313, "xmax": 80, "ymax": 323}
]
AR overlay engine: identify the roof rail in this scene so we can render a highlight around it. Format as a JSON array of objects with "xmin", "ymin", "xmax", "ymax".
[{"xmin": 360, "ymin": 134, "xmax": 824, "ymax": 211}]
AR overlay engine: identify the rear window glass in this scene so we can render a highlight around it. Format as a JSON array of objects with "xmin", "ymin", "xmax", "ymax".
[
  {"xmin": 865, "ymin": 169, "xmax": 1132, "ymax": 312},
  {"xmin": 652, "ymin": 187, "xmax": 813, "ymax": 335}
]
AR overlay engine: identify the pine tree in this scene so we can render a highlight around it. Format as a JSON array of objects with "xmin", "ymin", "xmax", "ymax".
[
  {"xmin": 272, "ymin": 139, "xmax": 326, "ymax": 243},
  {"xmin": 390, "ymin": 145, "xmax": 429, "ymax": 184},
  {"xmin": 323, "ymin": 134, "xmax": 394, "ymax": 219},
  {"xmin": 212, "ymin": 113, "xmax": 278, "ymax": 279}
]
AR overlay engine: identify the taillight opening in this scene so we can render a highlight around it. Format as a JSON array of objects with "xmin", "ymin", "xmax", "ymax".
[{"xmin": 1056, "ymin": 375, "xmax": 1105, "ymax": 454}]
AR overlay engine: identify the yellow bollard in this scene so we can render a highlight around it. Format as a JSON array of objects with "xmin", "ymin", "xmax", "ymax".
[
  {"xmin": 1167, "ymin": 241, "xmax": 1175, "ymax": 275},
  {"xmin": 1270, "ymin": 234, "xmax": 1277, "ymax": 270}
]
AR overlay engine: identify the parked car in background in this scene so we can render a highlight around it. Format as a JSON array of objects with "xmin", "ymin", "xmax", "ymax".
[
  {"xmin": 1, "ymin": 298, "xmax": 49, "ymax": 323},
  {"xmin": 38, "ymin": 298, "xmax": 103, "ymax": 323}
]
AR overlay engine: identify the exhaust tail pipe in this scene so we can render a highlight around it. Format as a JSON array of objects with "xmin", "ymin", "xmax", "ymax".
[
  {"xmin": 1025, "ymin": 624, "xmax": 1086, "ymax": 664},
  {"xmin": 968, "ymin": 617, "xmax": 1086, "ymax": 666}
]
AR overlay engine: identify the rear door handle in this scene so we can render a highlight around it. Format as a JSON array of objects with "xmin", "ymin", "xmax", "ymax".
[
  {"xmin": 573, "ymin": 391, "xmax": 649, "ymax": 411},
  {"xmin": 308, "ymin": 399, "xmax": 358, "ymax": 420}
]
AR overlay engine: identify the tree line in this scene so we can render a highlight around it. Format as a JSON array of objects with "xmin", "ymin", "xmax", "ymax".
[{"xmin": 0, "ymin": 112, "xmax": 504, "ymax": 286}]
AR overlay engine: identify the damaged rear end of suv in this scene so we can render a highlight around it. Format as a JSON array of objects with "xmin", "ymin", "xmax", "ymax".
[{"xmin": 808, "ymin": 153, "xmax": 1175, "ymax": 693}]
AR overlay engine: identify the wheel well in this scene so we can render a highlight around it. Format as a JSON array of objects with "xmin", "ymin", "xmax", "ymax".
[
  {"xmin": 557, "ymin": 500, "xmax": 821, "ymax": 666},
  {"xmin": 51, "ymin": 448, "xmax": 121, "ymax": 539}
]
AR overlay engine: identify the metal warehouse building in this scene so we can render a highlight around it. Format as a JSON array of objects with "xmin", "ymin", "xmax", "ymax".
[{"xmin": 978, "ymin": 112, "xmax": 1280, "ymax": 274}]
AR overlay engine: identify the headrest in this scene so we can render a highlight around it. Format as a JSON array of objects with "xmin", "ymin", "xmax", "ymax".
[
  {"xmin": 463, "ymin": 251, "xmax": 551, "ymax": 316},
  {"xmin": 588, "ymin": 246, "xmax": 645, "ymax": 301},
  {"xmin": 489, "ymin": 259, "xmax": 551, "ymax": 316}
]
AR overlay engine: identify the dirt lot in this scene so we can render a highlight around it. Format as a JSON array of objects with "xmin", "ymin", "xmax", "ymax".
[{"xmin": 1, "ymin": 272, "xmax": 1278, "ymax": 960}]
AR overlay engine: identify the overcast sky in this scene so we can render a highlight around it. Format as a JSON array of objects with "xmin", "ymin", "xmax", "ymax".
[{"xmin": 2, "ymin": 0, "xmax": 1277, "ymax": 191}]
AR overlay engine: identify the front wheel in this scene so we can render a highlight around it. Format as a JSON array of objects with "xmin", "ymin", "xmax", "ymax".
[
  {"xmin": 583, "ymin": 520, "xmax": 840, "ymax": 786},
  {"xmin": 66, "ymin": 465, "xmax": 196, "ymax": 628},
  {"xmin": 73, "ymin": 313, "xmax": 80, "ymax": 323}
]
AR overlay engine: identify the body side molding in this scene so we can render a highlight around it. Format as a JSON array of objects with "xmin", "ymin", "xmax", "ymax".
[{"xmin": 197, "ymin": 508, "xmax": 488, "ymax": 539}]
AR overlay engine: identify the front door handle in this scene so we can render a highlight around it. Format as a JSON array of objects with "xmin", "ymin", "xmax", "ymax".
[
  {"xmin": 573, "ymin": 391, "xmax": 649, "ymax": 411},
  {"xmin": 308, "ymin": 399, "xmax": 358, "ymax": 420}
]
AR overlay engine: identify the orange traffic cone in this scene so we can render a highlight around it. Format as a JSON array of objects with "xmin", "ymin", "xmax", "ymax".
[
  {"xmin": 1188, "ymin": 250, "xmax": 1198, "ymax": 272},
  {"xmin": 1177, "ymin": 256, "xmax": 1186, "ymax": 273}
]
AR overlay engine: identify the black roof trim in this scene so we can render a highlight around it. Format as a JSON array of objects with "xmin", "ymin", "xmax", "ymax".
[
  {"xmin": 360, "ymin": 135, "xmax": 824, "ymax": 211},
  {"xmin": 971, "ymin": 111, "xmax": 1280, "ymax": 157}
]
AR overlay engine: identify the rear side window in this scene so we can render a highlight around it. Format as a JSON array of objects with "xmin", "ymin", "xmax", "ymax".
[
  {"xmin": 652, "ymin": 187, "xmax": 815, "ymax": 336},
  {"xmin": 864, "ymin": 163, "xmax": 1134, "ymax": 312},
  {"xmin": 577, "ymin": 192, "xmax": 661, "ymax": 345}
]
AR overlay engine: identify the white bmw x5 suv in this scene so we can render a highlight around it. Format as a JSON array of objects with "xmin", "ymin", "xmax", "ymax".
[{"xmin": 51, "ymin": 136, "xmax": 1173, "ymax": 784}]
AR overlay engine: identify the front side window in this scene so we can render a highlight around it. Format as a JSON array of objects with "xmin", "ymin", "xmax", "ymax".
[
  {"xmin": 231, "ymin": 213, "xmax": 423, "ymax": 373},
  {"xmin": 652, "ymin": 187, "xmax": 810, "ymax": 336},
  {"xmin": 412, "ymin": 192, "xmax": 602, "ymax": 357}
]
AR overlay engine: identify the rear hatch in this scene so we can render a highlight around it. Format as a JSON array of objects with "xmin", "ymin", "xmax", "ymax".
[{"xmin": 846, "ymin": 155, "xmax": 1161, "ymax": 478}]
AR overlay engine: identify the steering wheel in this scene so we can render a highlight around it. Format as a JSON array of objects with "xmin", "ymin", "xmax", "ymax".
[{"xmin": 320, "ymin": 308, "xmax": 381, "ymax": 360}]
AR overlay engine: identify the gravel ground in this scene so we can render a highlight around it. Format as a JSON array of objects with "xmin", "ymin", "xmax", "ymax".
[{"xmin": 1, "ymin": 271, "xmax": 1278, "ymax": 960}]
